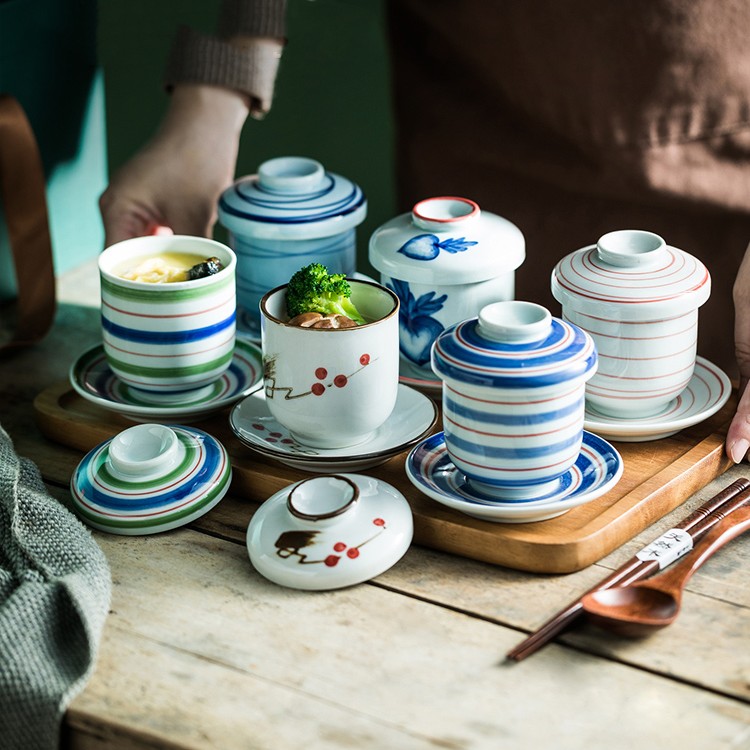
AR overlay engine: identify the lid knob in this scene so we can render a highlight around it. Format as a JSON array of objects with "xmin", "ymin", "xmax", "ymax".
[
  {"xmin": 287, "ymin": 475, "xmax": 359, "ymax": 522},
  {"xmin": 108, "ymin": 424, "xmax": 182, "ymax": 479},
  {"xmin": 478, "ymin": 301, "xmax": 552, "ymax": 344},
  {"xmin": 596, "ymin": 229, "xmax": 668, "ymax": 268},
  {"xmin": 411, "ymin": 196, "xmax": 480, "ymax": 232},
  {"xmin": 258, "ymin": 156, "xmax": 326, "ymax": 194}
]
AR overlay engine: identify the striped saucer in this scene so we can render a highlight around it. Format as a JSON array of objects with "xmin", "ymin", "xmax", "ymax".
[
  {"xmin": 71, "ymin": 425, "xmax": 231, "ymax": 535},
  {"xmin": 70, "ymin": 336, "xmax": 262, "ymax": 422},
  {"xmin": 405, "ymin": 430, "xmax": 622, "ymax": 523}
]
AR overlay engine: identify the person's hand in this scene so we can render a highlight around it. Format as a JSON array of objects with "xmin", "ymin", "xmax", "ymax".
[
  {"xmin": 99, "ymin": 84, "xmax": 249, "ymax": 247},
  {"xmin": 726, "ymin": 242, "xmax": 750, "ymax": 462}
]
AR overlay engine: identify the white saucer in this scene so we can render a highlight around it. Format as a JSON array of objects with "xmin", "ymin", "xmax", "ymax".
[
  {"xmin": 69, "ymin": 336, "xmax": 263, "ymax": 422},
  {"xmin": 399, "ymin": 356, "xmax": 442, "ymax": 394},
  {"xmin": 247, "ymin": 473, "xmax": 413, "ymax": 590},
  {"xmin": 230, "ymin": 383, "xmax": 439, "ymax": 472},
  {"xmin": 405, "ymin": 430, "xmax": 623, "ymax": 523},
  {"xmin": 583, "ymin": 357, "xmax": 732, "ymax": 442}
]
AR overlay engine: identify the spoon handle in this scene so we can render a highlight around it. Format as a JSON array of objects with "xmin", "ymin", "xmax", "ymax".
[
  {"xmin": 505, "ymin": 477, "xmax": 750, "ymax": 661},
  {"xmin": 644, "ymin": 506, "xmax": 750, "ymax": 595}
]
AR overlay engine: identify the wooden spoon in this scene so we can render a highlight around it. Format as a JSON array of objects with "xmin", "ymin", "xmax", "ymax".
[{"xmin": 581, "ymin": 505, "xmax": 750, "ymax": 637}]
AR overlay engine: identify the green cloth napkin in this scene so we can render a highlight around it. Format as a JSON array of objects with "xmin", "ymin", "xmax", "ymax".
[{"xmin": 0, "ymin": 424, "xmax": 111, "ymax": 748}]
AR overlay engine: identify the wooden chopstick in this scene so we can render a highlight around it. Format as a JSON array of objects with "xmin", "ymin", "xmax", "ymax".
[{"xmin": 505, "ymin": 476, "xmax": 750, "ymax": 662}]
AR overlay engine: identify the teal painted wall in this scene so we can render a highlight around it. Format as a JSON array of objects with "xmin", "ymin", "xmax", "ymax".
[{"xmin": 98, "ymin": 0, "xmax": 396, "ymax": 276}]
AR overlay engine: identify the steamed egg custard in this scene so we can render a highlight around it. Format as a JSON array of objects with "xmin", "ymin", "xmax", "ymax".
[{"xmin": 117, "ymin": 252, "xmax": 224, "ymax": 283}]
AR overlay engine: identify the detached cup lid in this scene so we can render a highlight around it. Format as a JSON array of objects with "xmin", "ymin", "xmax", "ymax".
[
  {"xmin": 368, "ymin": 196, "xmax": 525, "ymax": 285},
  {"xmin": 246, "ymin": 473, "xmax": 413, "ymax": 590},
  {"xmin": 217, "ymin": 156, "xmax": 367, "ymax": 240},
  {"xmin": 551, "ymin": 229, "xmax": 711, "ymax": 319},
  {"xmin": 431, "ymin": 300, "xmax": 597, "ymax": 388},
  {"xmin": 70, "ymin": 424, "xmax": 231, "ymax": 535}
]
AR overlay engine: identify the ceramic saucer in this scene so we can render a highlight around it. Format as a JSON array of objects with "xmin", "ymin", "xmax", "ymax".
[
  {"xmin": 230, "ymin": 383, "xmax": 438, "ymax": 472},
  {"xmin": 405, "ymin": 430, "xmax": 623, "ymax": 523},
  {"xmin": 583, "ymin": 357, "xmax": 731, "ymax": 442},
  {"xmin": 70, "ymin": 336, "xmax": 263, "ymax": 421},
  {"xmin": 247, "ymin": 473, "xmax": 413, "ymax": 590},
  {"xmin": 399, "ymin": 356, "xmax": 442, "ymax": 394},
  {"xmin": 70, "ymin": 424, "xmax": 231, "ymax": 535}
]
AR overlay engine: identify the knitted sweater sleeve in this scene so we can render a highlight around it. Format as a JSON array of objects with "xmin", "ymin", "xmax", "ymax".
[{"xmin": 164, "ymin": 0, "xmax": 287, "ymax": 119}]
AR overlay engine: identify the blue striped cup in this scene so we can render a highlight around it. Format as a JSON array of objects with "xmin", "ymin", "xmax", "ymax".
[
  {"xmin": 99, "ymin": 235, "xmax": 236, "ymax": 394},
  {"xmin": 431, "ymin": 301, "xmax": 597, "ymax": 500},
  {"xmin": 218, "ymin": 156, "xmax": 366, "ymax": 333}
]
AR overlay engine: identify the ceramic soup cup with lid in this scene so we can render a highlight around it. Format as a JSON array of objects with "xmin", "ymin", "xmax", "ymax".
[
  {"xmin": 218, "ymin": 156, "xmax": 367, "ymax": 332},
  {"xmin": 369, "ymin": 196, "xmax": 525, "ymax": 378},
  {"xmin": 431, "ymin": 300, "xmax": 598, "ymax": 500},
  {"xmin": 551, "ymin": 229, "xmax": 711, "ymax": 419},
  {"xmin": 260, "ymin": 279, "xmax": 399, "ymax": 449}
]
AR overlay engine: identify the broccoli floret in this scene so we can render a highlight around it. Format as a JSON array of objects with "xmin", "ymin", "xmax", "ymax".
[{"xmin": 285, "ymin": 263, "xmax": 366, "ymax": 325}]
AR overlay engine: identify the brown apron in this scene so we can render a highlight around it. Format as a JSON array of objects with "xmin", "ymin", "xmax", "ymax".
[{"xmin": 387, "ymin": 0, "xmax": 750, "ymax": 379}]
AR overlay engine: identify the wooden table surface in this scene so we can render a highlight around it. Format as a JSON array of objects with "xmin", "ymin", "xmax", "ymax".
[{"xmin": 4, "ymin": 263, "xmax": 750, "ymax": 749}]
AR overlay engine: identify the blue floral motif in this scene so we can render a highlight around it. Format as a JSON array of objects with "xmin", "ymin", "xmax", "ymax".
[
  {"xmin": 387, "ymin": 279, "xmax": 447, "ymax": 366},
  {"xmin": 397, "ymin": 234, "xmax": 478, "ymax": 261}
]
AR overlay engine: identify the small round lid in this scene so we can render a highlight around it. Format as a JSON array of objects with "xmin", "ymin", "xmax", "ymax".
[
  {"xmin": 246, "ymin": 473, "xmax": 413, "ymax": 590},
  {"xmin": 70, "ymin": 424, "xmax": 231, "ymax": 535},
  {"xmin": 431, "ymin": 300, "xmax": 597, "ymax": 388},
  {"xmin": 368, "ymin": 196, "xmax": 525, "ymax": 285},
  {"xmin": 551, "ymin": 229, "xmax": 711, "ymax": 319},
  {"xmin": 217, "ymin": 156, "xmax": 367, "ymax": 240}
]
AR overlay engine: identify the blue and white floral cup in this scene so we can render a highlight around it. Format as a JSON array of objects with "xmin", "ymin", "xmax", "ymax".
[
  {"xmin": 218, "ymin": 156, "xmax": 367, "ymax": 333},
  {"xmin": 431, "ymin": 301, "xmax": 597, "ymax": 500},
  {"xmin": 369, "ymin": 196, "xmax": 525, "ymax": 381}
]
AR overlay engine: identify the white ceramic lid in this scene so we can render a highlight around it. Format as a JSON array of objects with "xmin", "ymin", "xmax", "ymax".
[
  {"xmin": 431, "ymin": 301, "xmax": 597, "ymax": 389},
  {"xmin": 70, "ymin": 424, "xmax": 231, "ymax": 535},
  {"xmin": 551, "ymin": 229, "xmax": 711, "ymax": 320},
  {"xmin": 368, "ymin": 196, "xmax": 525, "ymax": 285},
  {"xmin": 246, "ymin": 473, "xmax": 413, "ymax": 590},
  {"xmin": 217, "ymin": 156, "xmax": 367, "ymax": 240}
]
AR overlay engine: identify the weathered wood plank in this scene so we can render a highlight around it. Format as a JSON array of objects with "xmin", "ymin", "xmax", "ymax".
[
  {"xmin": 38, "ymin": 451, "xmax": 750, "ymax": 704},
  {"xmin": 66, "ymin": 529, "xmax": 750, "ymax": 750}
]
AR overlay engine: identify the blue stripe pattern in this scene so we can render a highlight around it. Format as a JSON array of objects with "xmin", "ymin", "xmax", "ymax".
[
  {"xmin": 443, "ymin": 393, "xmax": 584, "ymax": 425},
  {"xmin": 444, "ymin": 431, "xmax": 582, "ymax": 461},
  {"xmin": 102, "ymin": 312, "xmax": 236, "ymax": 344},
  {"xmin": 80, "ymin": 437, "xmax": 223, "ymax": 511},
  {"xmin": 433, "ymin": 317, "xmax": 596, "ymax": 388},
  {"xmin": 219, "ymin": 172, "xmax": 366, "ymax": 224}
]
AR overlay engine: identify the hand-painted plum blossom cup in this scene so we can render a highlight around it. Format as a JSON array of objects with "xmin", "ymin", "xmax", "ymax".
[
  {"xmin": 260, "ymin": 280, "xmax": 399, "ymax": 448},
  {"xmin": 431, "ymin": 301, "xmax": 597, "ymax": 500},
  {"xmin": 99, "ymin": 235, "xmax": 236, "ymax": 394}
]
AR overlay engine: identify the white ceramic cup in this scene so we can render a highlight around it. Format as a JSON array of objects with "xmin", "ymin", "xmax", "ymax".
[
  {"xmin": 99, "ymin": 235, "xmax": 236, "ymax": 394},
  {"xmin": 551, "ymin": 229, "xmax": 710, "ymax": 419},
  {"xmin": 260, "ymin": 279, "xmax": 399, "ymax": 448}
]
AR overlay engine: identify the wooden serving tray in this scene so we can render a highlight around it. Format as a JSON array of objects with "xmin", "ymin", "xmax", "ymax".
[{"xmin": 34, "ymin": 380, "xmax": 736, "ymax": 574}]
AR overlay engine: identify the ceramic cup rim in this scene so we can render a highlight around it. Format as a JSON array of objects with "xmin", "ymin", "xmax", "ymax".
[
  {"xmin": 260, "ymin": 278, "xmax": 400, "ymax": 327},
  {"xmin": 99, "ymin": 234, "xmax": 237, "ymax": 288}
]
